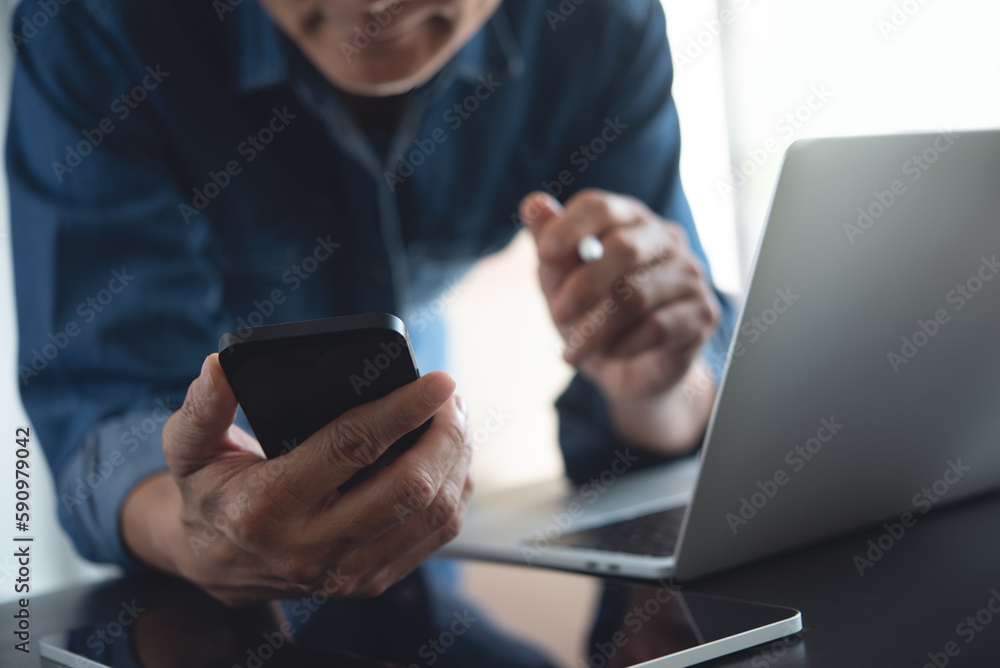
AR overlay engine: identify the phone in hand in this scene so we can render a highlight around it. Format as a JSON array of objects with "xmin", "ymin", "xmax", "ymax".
[{"xmin": 218, "ymin": 313, "xmax": 429, "ymax": 493}]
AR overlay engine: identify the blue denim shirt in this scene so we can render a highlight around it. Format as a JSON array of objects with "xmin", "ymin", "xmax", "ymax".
[{"xmin": 8, "ymin": 0, "xmax": 732, "ymax": 575}]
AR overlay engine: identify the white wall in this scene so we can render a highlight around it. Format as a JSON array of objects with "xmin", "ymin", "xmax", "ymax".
[
  {"xmin": 449, "ymin": 0, "xmax": 1000, "ymax": 494},
  {"xmin": 715, "ymin": 0, "xmax": 1000, "ymax": 281}
]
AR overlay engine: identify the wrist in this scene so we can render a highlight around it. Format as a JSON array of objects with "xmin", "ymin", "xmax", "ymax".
[
  {"xmin": 605, "ymin": 358, "xmax": 716, "ymax": 455},
  {"xmin": 121, "ymin": 472, "xmax": 185, "ymax": 576}
]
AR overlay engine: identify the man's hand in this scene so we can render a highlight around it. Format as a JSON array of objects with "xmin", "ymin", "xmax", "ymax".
[
  {"xmin": 122, "ymin": 354, "xmax": 472, "ymax": 607},
  {"xmin": 520, "ymin": 189, "xmax": 721, "ymax": 453}
]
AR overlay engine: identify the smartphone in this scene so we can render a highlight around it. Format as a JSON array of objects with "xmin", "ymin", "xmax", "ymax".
[{"xmin": 218, "ymin": 313, "xmax": 429, "ymax": 493}]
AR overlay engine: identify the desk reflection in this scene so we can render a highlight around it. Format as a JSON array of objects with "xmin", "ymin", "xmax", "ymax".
[
  {"xmin": 42, "ymin": 563, "xmax": 795, "ymax": 668},
  {"xmin": 49, "ymin": 576, "xmax": 400, "ymax": 668}
]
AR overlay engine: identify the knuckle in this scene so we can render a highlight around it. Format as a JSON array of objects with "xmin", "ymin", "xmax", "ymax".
[
  {"xmin": 702, "ymin": 300, "xmax": 721, "ymax": 328},
  {"xmin": 692, "ymin": 258, "xmax": 707, "ymax": 280},
  {"xmin": 626, "ymin": 249, "xmax": 646, "ymax": 273},
  {"xmin": 680, "ymin": 257, "xmax": 701, "ymax": 281},
  {"xmin": 329, "ymin": 418, "xmax": 383, "ymax": 469},
  {"xmin": 677, "ymin": 271, "xmax": 700, "ymax": 299},
  {"xmin": 652, "ymin": 311, "xmax": 672, "ymax": 340},
  {"xmin": 577, "ymin": 189, "xmax": 611, "ymax": 218},
  {"xmin": 443, "ymin": 418, "xmax": 469, "ymax": 454},
  {"xmin": 330, "ymin": 574, "xmax": 360, "ymax": 598},
  {"xmin": 277, "ymin": 556, "xmax": 324, "ymax": 588},
  {"xmin": 621, "ymin": 196, "xmax": 649, "ymax": 225},
  {"xmin": 394, "ymin": 468, "xmax": 437, "ymax": 513},
  {"xmin": 606, "ymin": 233, "xmax": 642, "ymax": 267},
  {"xmin": 429, "ymin": 486, "xmax": 462, "ymax": 532},
  {"xmin": 669, "ymin": 223, "xmax": 691, "ymax": 247},
  {"xmin": 627, "ymin": 282, "xmax": 651, "ymax": 312},
  {"xmin": 440, "ymin": 513, "xmax": 464, "ymax": 544}
]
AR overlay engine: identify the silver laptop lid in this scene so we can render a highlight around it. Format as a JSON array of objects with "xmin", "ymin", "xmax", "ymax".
[{"xmin": 676, "ymin": 130, "xmax": 1000, "ymax": 580}]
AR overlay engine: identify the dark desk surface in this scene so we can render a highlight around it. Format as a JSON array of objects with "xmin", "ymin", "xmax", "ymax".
[{"xmin": 5, "ymin": 489, "xmax": 1000, "ymax": 667}]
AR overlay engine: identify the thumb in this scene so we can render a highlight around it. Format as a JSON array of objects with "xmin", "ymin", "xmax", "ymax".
[
  {"xmin": 163, "ymin": 353, "xmax": 240, "ymax": 477},
  {"xmin": 519, "ymin": 191, "xmax": 564, "ymax": 240}
]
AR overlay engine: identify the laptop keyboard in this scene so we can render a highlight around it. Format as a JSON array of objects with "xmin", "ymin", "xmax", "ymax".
[{"xmin": 543, "ymin": 506, "xmax": 687, "ymax": 557}]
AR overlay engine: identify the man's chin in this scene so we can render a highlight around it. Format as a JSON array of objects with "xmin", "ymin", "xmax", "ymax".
[
  {"xmin": 327, "ymin": 58, "xmax": 443, "ymax": 97},
  {"xmin": 340, "ymin": 70, "xmax": 430, "ymax": 96},
  {"xmin": 325, "ymin": 20, "xmax": 458, "ymax": 96}
]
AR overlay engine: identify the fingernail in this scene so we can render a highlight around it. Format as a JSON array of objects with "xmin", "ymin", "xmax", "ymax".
[
  {"xmin": 421, "ymin": 373, "xmax": 455, "ymax": 406},
  {"xmin": 521, "ymin": 192, "xmax": 559, "ymax": 227},
  {"xmin": 200, "ymin": 357, "xmax": 216, "ymax": 399},
  {"xmin": 519, "ymin": 198, "xmax": 538, "ymax": 227},
  {"xmin": 537, "ymin": 192, "xmax": 561, "ymax": 211}
]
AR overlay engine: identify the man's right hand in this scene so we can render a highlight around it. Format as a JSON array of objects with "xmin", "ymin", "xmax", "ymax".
[{"xmin": 121, "ymin": 353, "xmax": 472, "ymax": 607}]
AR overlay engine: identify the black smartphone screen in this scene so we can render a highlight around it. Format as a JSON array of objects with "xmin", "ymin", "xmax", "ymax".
[{"xmin": 218, "ymin": 314, "xmax": 429, "ymax": 493}]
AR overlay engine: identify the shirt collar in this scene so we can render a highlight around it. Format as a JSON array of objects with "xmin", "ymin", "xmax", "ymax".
[
  {"xmin": 232, "ymin": 0, "xmax": 289, "ymax": 93},
  {"xmin": 452, "ymin": 3, "xmax": 525, "ymax": 85},
  {"xmin": 233, "ymin": 0, "xmax": 524, "ymax": 95}
]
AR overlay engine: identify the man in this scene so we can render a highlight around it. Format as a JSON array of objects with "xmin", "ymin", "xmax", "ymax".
[{"xmin": 8, "ymin": 0, "xmax": 732, "ymax": 663}]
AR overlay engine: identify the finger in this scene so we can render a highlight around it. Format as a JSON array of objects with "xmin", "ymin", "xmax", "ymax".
[
  {"xmin": 335, "ymin": 427, "xmax": 473, "ymax": 587},
  {"xmin": 342, "ymin": 468, "xmax": 474, "ymax": 599},
  {"xmin": 307, "ymin": 394, "xmax": 469, "ymax": 547},
  {"xmin": 548, "ymin": 223, "xmax": 673, "ymax": 326},
  {"xmin": 518, "ymin": 191, "xmax": 564, "ymax": 240},
  {"xmin": 607, "ymin": 299, "xmax": 717, "ymax": 360},
  {"xmin": 562, "ymin": 258, "xmax": 705, "ymax": 365},
  {"xmin": 535, "ymin": 190, "xmax": 640, "ymax": 295},
  {"xmin": 536, "ymin": 190, "xmax": 639, "ymax": 262},
  {"xmin": 274, "ymin": 372, "xmax": 456, "ymax": 515},
  {"xmin": 163, "ymin": 354, "xmax": 242, "ymax": 478}
]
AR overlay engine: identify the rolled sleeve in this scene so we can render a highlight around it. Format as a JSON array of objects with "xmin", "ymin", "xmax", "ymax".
[
  {"xmin": 8, "ymin": 3, "xmax": 228, "ymax": 568},
  {"xmin": 57, "ymin": 408, "xmax": 172, "ymax": 568}
]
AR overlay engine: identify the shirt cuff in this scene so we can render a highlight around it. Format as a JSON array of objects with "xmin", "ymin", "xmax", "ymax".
[
  {"xmin": 56, "ymin": 405, "xmax": 175, "ymax": 571},
  {"xmin": 556, "ymin": 373, "xmax": 694, "ymax": 485}
]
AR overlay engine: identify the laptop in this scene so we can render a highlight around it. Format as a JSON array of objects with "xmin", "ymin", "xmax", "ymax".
[{"xmin": 442, "ymin": 129, "xmax": 1000, "ymax": 581}]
